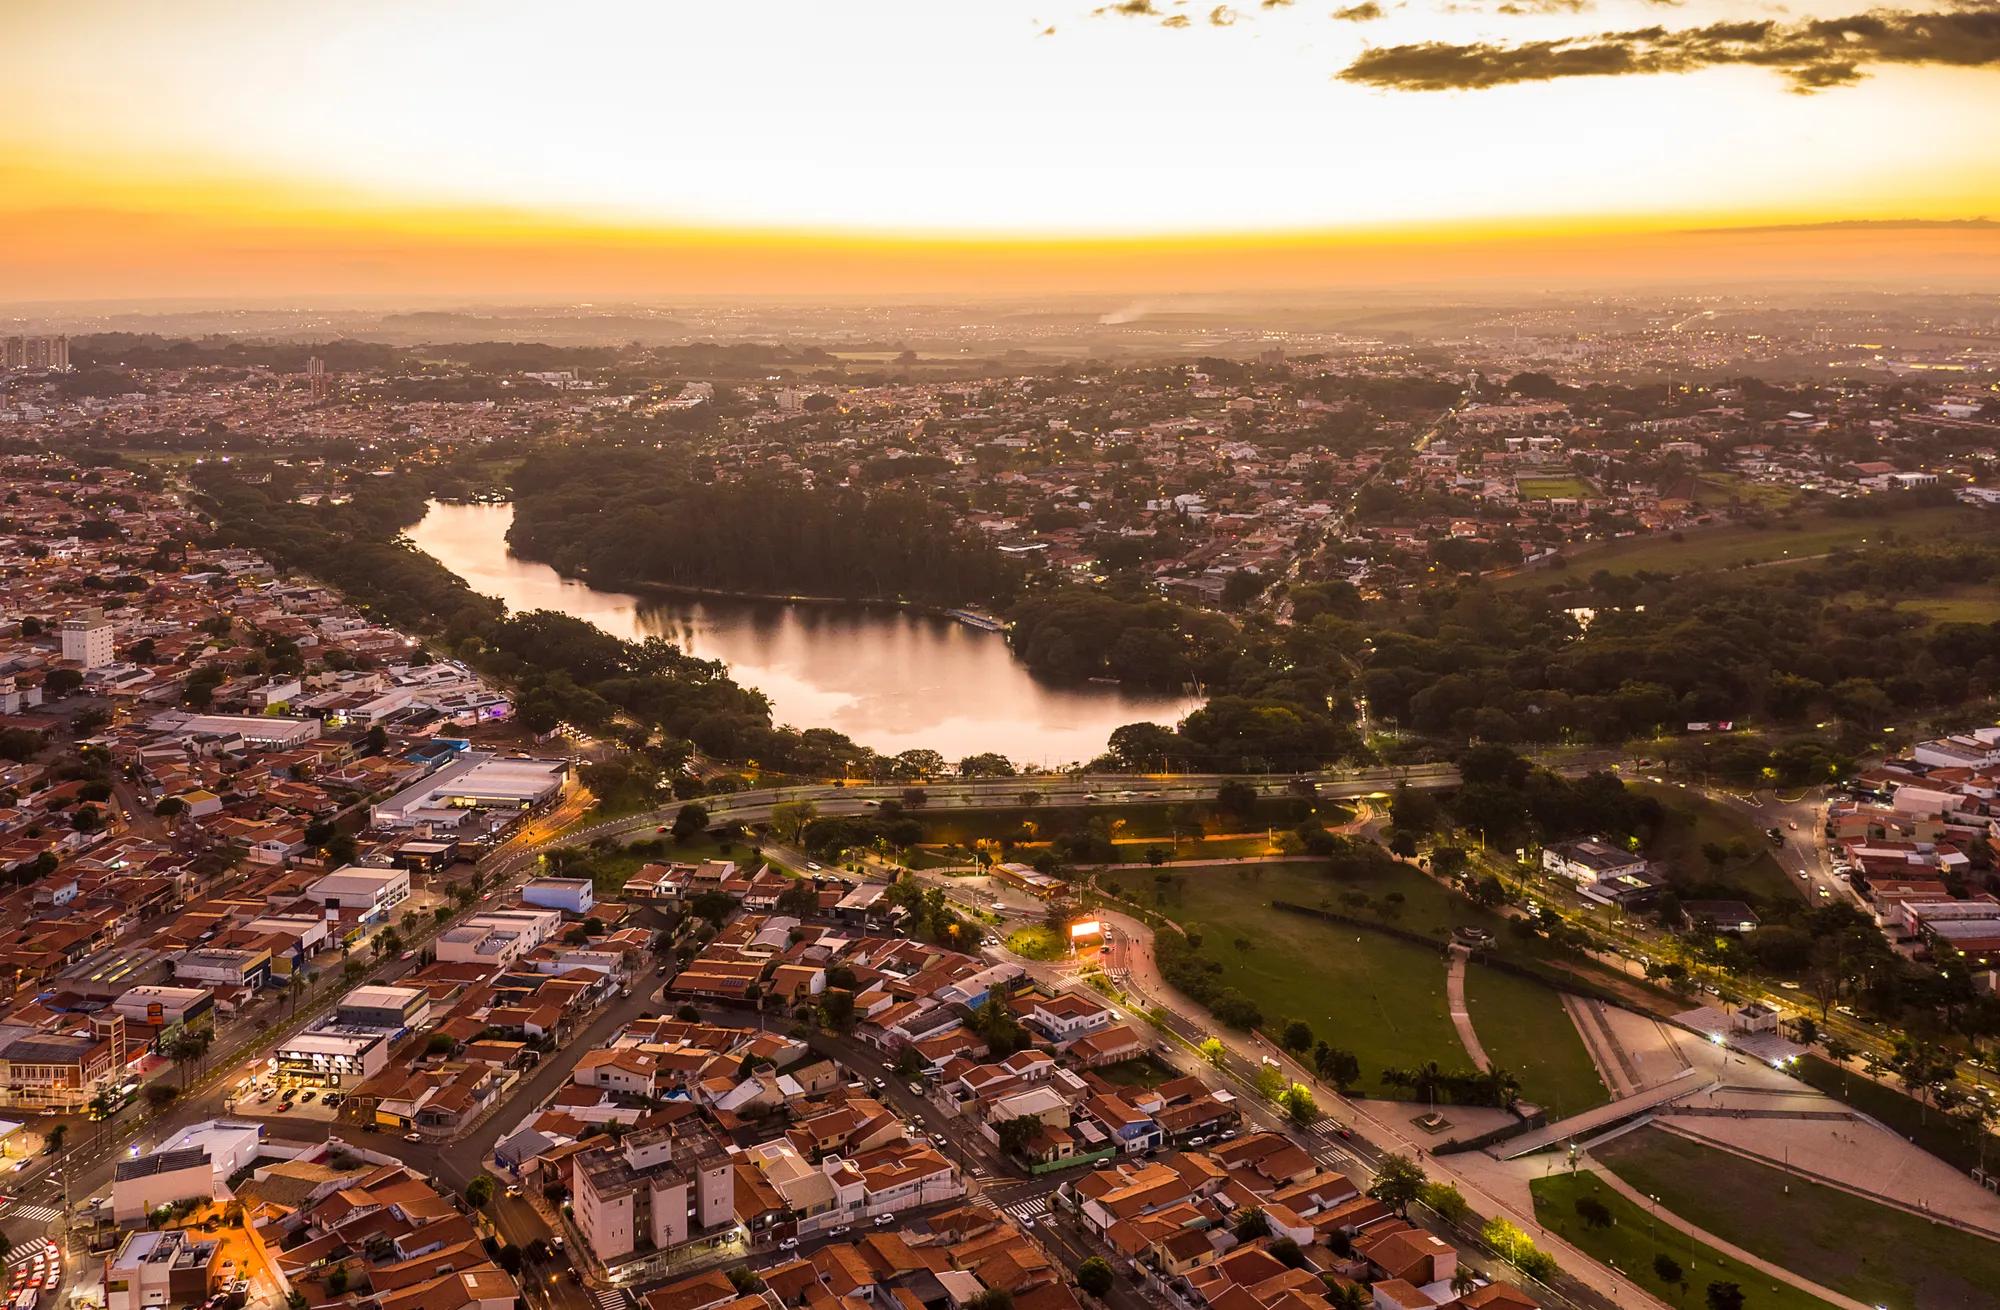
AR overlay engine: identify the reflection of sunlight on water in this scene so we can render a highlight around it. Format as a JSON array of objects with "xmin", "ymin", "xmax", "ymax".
[{"xmin": 408, "ymin": 500, "xmax": 1199, "ymax": 762}]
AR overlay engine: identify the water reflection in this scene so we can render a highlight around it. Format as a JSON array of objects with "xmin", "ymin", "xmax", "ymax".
[{"xmin": 407, "ymin": 501, "xmax": 1198, "ymax": 763}]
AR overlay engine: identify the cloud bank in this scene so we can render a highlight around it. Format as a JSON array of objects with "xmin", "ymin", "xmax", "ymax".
[{"xmin": 1339, "ymin": 5, "xmax": 2000, "ymax": 92}]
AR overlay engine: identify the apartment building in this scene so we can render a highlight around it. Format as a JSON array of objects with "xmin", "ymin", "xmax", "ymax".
[{"xmin": 572, "ymin": 1121, "xmax": 736, "ymax": 1264}]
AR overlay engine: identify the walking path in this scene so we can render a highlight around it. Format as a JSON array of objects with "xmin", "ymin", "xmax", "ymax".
[
  {"xmin": 1445, "ymin": 945, "xmax": 1492, "ymax": 1072},
  {"xmin": 1584, "ymin": 1156, "xmax": 1873, "ymax": 1310}
]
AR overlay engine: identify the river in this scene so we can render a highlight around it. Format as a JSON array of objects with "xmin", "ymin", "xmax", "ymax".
[{"xmin": 406, "ymin": 501, "xmax": 1199, "ymax": 765}]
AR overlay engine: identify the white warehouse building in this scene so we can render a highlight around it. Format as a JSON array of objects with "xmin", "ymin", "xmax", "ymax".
[{"xmin": 371, "ymin": 752, "xmax": 568, "ymax": 829}]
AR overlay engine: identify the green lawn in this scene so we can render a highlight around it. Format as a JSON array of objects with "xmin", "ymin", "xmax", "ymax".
[
  {"xmin": 1005, "ymin": 924, "xmax": 1068, "ymax": 961},
  {"xmin": 1595, "ymin": 1127, "xmax": 2000, "ymax": 1310},
  {"xmin": 1517, "ymin": 476, "xmax": 1596, "ymax": 500},
  {"xmin": 1530, "ymin": 1171, "xmax": 1837, "ymax": 1310},
  {"xmin": 1095, "ymin": 1057, "xmax": 1175, "ymax": 1089},
  {"xmin": 1503, "ymin": 504, "xmax": 1988, "ymax": 586},
  {"xmin": 1633, "ymin": 782, "xmax": 1800, "ymax": 908},
  {"xmin": 1463, "ymin": 962, "xmax": 1607, "ymax": 1117},
  {"xmin": 1901, "ymin": 590, "xmax": 2000, "ymax": 623},
  {"xmin": 1834, "ymin": 586, "xmax": 2000, "ymax": 625},
  {"xmin": 1696, "ymin": 474, "xmax": 1806, "ymax": 513},
  {"xmin": 1106, "ymin": 861, "xmax": 1589, "ymax": 1104}
]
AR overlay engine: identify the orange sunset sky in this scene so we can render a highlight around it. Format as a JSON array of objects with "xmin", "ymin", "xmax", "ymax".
[{"xmin": 8, "ymin": 0, "xmax": 2000, "ymax": 300}]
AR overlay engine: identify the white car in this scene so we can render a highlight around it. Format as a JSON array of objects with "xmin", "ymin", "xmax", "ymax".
[{"xmin": 779, "ymin": 1237, "xmax": 799, "ymax": 1251}]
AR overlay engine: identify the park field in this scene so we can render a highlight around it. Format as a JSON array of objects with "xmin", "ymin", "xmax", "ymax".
[
  {"xmin": 1501, "ymin": 503, "xmax": 1988, "ymax": 587},
  {"xmin": 1632, "ymin": 781, "xmax": 1800, "ymax": 907},
  {"xmin": 1834, "ymin": 585, "xmax": 2000, "ymax": 625},
  {"xmin": 1530, "ymin": 1171, "xmax": 1836, "ymax": 1310},
  {"xmin": 1462, "ymin": 962, "xmax": 1606, "ymax": 1117},
  {"xmin": 1103, "ymin": 861, "xmax": 1603, "ymax": 1108},
  {"xmin": 1516, "ymin": 475, "xmax": 1596, "ymax": 500},
  {"xmin": 1696, "ymin": 473, "xmax": 1806, "ymax": 512},
  {"xmin": 1595, "ymin": 1127, "xmax": 2000, "ymax": 1310}
]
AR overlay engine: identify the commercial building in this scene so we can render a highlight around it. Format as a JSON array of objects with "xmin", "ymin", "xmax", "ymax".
[
  {"xmin": 0, "ymin": 1014, "xmax": 126, "ymax": 1112},
  {"xmin": 371, "ymin": 752, "xmax": 567, "ymax": 829},
  {"xmin": 1541, "ymin": 839, "xmax": 1661, "ymax": 904},
  {"xmin": 305, "ymin": 866, "xmax": 411, "ymax": 924},
  {"xmin": 521, "ymin": 876, "xmax": 595, "ymax": 917},
  {"xmin": 103, "ymin": 1229, "xmax": 219, "ymax": 1310},
  {"xmin": 110, "ymin": 985, "xmax": 214, "ymax": 1028},
  {"xmin": 435, "ymin": 909, "xmax": 562, "ymax": 969},
  {"xmin": 573, "ymin": 1121, "xmax": 736, "ymax": 1265},
  {"xmin": 272, "ymin": 1024, "xmax": 393, "ymax": 1089},
  {"xmin": 60, "ymin": 608, "xmax": 116, "ymax": 670},
  {"xmin": 113, "ymin": 1148, "xmax": 214, "ymax": 1224},
  {"xmin": 174, "ymin": 947, "xmax": 271, "ymax": 991},
  {"xmin": 111, "ymin": 1120, "xmax": 264, "ymax": 1222},
  {"xmin": 336, "ymin": 984, "xmax": 431, "ymax": 1032},
  {"xmin": 146, "ymin": 711, "xmax": 321, "ymax": 750}
]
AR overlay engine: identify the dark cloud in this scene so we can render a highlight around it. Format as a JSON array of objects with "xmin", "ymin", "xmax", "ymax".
[
  {"xmin": 1333, "ymin": 2, "xmax": 1386, "ymax": 19},
  {"xmin": 1338, "ymin": 5, "xmax": 2000, "ymax": 92}
]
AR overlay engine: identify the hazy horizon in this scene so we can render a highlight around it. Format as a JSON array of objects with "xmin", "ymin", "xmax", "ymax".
[{"xmin": 10, "ymin": 0, "xmax": 2000, "ymax": 300}]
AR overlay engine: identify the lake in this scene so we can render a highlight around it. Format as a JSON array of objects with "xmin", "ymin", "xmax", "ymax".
[{"xmin": 407, "ymin": 500, "xmax": 1198, "ymax": 764}]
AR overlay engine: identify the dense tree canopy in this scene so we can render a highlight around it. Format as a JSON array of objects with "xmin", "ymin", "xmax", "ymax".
[{"xmin": 507, "ymin": 447, "xmax": 1020, "ymax": 604}]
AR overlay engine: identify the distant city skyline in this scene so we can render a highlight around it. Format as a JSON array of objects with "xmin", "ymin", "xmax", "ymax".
[{"xmin": 7, "ymin": 0, "xmax": 2000, "ymax": 298}]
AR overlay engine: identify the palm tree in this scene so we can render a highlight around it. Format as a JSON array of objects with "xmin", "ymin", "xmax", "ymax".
[
  {"xmin": 1449, "ymin": 1268, "xmax": 1478, "ymax": 1299},
  {"xmin": 1481, "ymin": 1066, "xmax": 1522, "ymax": 1108}
]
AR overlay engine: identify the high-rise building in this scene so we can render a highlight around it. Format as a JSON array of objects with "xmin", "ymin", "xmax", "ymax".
[
  {"xmin": 60, "ymin": 607, "xmax": 115, "ymax": 670},
  {"xmin": 306, "ymin": 355, "xmax": 332, "ymax": 400},
  {"xmin": 1, "ymin": 335, "xmax": 69, "ymax": 371}
]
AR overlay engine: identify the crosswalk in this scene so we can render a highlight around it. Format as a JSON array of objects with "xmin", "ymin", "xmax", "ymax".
[
  {"xmin": 594, "ymin": 1289, "xmax": 628, "ymax": 1310},
  {"xmin": 0, "ymin": 1202, "xmax": 63, "ymax": 1223},
  {"xmin": 999, "ymin": 1195, "xmax": 1050, "ymax": 1225}
]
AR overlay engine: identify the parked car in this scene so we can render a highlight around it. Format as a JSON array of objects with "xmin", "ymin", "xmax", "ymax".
[
  {"xmin": 404, "ymin": 1132, "xmax": 422, "ymax": 1142},
  {"xmin": 779, "ymin": 1237, "xmax": 799, "ymax": 1251},
  {"xmin": 874, "ymin": 1214, "xmax": 895, "ymax": 1227}
]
